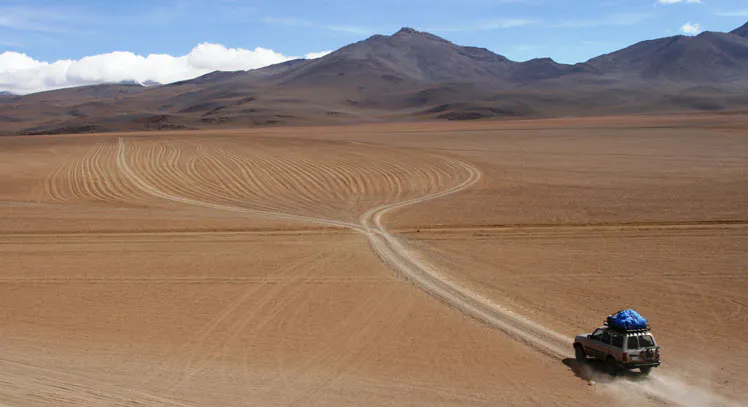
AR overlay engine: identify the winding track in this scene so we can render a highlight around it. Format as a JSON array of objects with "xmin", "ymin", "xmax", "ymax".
[
  {"xmin": 112, "ymin": 138, "xmax": 574, "ymax": 359},
  {"xmin": 33, "ymin": 137, "xmax": 742, "ymax": 407}
]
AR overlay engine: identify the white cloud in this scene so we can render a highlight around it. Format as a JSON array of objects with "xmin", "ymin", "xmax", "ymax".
[
  {"xmin": 0, "ymin": 43, "xmax": 331, "ymax": 94},
  {"xmin": 185, "ymin": 43, "xmax": 289, "ymax": 71},
  {"xmin": 658, "ymin": 0, "xmax": 701, "ymax": 4},
  {"xmin": 680, "ymin": 22, "xmax": 702, "ymax": 35},
  {"xmin": 304, "ymin": 51, "xmax": 332, "ymax": 59}
]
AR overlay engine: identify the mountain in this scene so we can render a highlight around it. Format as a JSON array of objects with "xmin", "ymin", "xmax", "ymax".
[
  {"xmin": 110, "ymin": 80, "xmax": 160, "ymax": 87},
  {"xmin": 141, "ymin": 80, "xmax": 162, "ymax": 87},
  {"xmin": 1, "ymin": 23, "xmax": 748, "ymax": 135},
  {"xmin": 510, "ymin": 58, "xmax": 596, "ymax": 82},
  {"xmin": 267, "ymin": 28, "xmax": 589, "ymax": 93},
  {"xmin": 279, "ymin": 27, "xmax": 515, "ymax": 87},
  {"xmin": 732, "ymin": 22, "xmax": 748, "ymax": 38},
  {"xmin": 0, "ymin": 92, "xmax": 17, "ymax": 108},
  {"xmin": 588, "ymin": 31, "xmax": 748, "ymax": 83}
]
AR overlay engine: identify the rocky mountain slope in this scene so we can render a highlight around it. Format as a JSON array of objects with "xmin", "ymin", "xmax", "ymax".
[{"xmin": 1, "ymin": 23, "xmax": 747, "ymax": 135}]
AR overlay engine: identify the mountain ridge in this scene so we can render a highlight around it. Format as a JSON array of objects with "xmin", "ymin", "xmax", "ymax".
[
  {"xmin": 587, "ymin": 30, "xmax": 748, "ymax": 83},
  {"xmin": 732, "ymin": 22, "xmax": 748, "ymax": 38},
  {"xmin": 1, "ymin": 23, "xmax": 748, "ymax": 135}
]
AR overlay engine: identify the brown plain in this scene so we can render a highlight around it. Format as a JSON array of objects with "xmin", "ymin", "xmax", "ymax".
[{"xmin": 0, "ymin": 115, "xmax": 746, "ymax": 406}]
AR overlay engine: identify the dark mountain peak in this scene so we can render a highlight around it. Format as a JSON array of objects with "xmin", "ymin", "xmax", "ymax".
[
  {"xmin": 731, "ymin": 22, "xmax": 748, "ymax": 38},
  {"xmin": 280, "ymin": 25, "xmax": 516, "ymax": 87},
  {"xmin": 525, "ymin": 57, "xmax": 557, "ymax": 64},
  {"xmin": 395, "ymin": 27, "xmax": 419, "ymax": 35},
  {"xmin": 0, "ymin": 91, "xmax": 16, "ymax": 96},
  {"xmin": 390, "ymin": 27, "xmax": 451, "ymax": 44},
  {"xmin": 511, "ymin": 57, "xmax": 579, "ymax": 82}
]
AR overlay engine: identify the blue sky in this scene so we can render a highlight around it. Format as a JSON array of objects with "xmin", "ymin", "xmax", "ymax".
[
  {"xmin": 2, "ymin": 0, "xmax": 747, "ymax": 63},
  {"xmin": 1, "ymin": 0, "xmax": 747, "ymax": 93}
]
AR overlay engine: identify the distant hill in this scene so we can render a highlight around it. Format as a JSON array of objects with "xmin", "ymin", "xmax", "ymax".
[
  {"xmin": 141, "ymin": 80, "xmax": 162, "ymax": 87},
  {"xmin": 0, "ymin": 91, "xmax": 19, "ymax": 107},
  {"xmin": 20, "ymin": 83, "xmax": 148, "ymax": 102},
  {"xmin": 1, "ymin": 22, "xmax": 748, "ymax": 135}
]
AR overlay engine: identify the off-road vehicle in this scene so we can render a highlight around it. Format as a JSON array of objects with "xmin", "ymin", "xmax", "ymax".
[{"xmin": 574, "ymin": 326, "xmax": 661, "ymax": 375}]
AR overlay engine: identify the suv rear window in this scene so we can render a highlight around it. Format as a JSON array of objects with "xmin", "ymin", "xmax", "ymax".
[
  {"xmin": 639, "ymin": 335, "xmax": 655, "ymax": 348},
  {"xmin": 627, "ymin": 336, "xmax": 639, "ymax": 349}
]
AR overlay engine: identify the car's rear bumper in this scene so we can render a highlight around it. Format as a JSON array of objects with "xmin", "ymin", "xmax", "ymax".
[{"xmin": 621, "ymin": 361, "xmax": 661, "ymax": 369}]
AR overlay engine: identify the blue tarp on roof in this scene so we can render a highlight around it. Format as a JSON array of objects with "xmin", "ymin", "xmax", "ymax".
[{"xmin": 607, "ymin": 309, "xmax": 648, "ymax": 330}]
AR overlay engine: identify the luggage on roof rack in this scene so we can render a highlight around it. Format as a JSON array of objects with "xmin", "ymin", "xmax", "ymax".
[{"xmin": 606, "ymin": 309, "xmax": 649, "ymax": 332}]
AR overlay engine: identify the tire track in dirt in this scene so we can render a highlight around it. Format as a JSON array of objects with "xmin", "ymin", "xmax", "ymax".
[
  {"xmin": 356, "ymin": 157, "xmax": 745, "ymax": 407},
  {"xmin": 0, "ymin": 358, "xmax": 196, "ymax": 407},
  {"xmin": 43, "ymin": 141, "xmax": 152, "ymax": 206},
  {"xmin": 113, "ymin": 139, "xmax": 618, "ymax": 395},
  {"xmin": 396, "ymin": 220, "xmax": 748, "ymax": 234},
  {"xmin": 359, "ymin": 162, "xmax": 575, "ymax": 359},
  {"xmin": 282, "ymin": 287, "xmax": 403, "ymax": 407},
  {"xmin": 163, "ymin": 252, "xmax": 336, "ymax": 392},
  {"xmin": 36, "ymin": 137, "xmax": 742, "ymax": 407},
  {"xmin": 114, "ymin": 137, "xmax": 575, "ymax": 361},
  {"xmin": 116, "ymin": 138, "xmax": 360, "ymax": 230}
]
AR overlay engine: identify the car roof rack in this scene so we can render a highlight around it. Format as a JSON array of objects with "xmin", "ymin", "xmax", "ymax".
[{"xmin": 603, "ymin": 322, "xmax": 651, "ymax": 333}]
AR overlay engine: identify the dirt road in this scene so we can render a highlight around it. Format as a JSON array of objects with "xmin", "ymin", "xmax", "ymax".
[
  {"xmin": 0, "ymin": 119, "xmax": 746, "ymax": 406},
  {"xmin": 114, "ymin": 137, "xmax": 575, "ymax": 358},
  {"xmin": 111, "ymin": 137, "xmax": 741, "ymax": 406}
]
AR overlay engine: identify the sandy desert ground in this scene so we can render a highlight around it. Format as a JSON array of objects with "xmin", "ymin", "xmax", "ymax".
[{"xmin": 0, "ymin": 115, "xmax": 746, "ymax": 406}]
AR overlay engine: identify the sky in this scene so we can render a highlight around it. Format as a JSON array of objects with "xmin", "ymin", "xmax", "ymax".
[{"xmin": 1, "ymin": 0, "xmax": 747, "ymax": 94}]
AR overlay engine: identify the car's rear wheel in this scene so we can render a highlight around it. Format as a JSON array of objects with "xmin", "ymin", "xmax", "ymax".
[
  {"xmin": 640, "ymin": 367, "xmax": 652, "ymax": 375},
  {"xmin": 574, "ymin": 345, "xmax": 587, "ymax": 362},
  {"xmin": 606, "ymin": 357, "xmax": 619, "ymax": 376}
]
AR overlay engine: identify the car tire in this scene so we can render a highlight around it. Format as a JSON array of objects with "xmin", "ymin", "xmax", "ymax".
[
  {"xmin": 606, "ymin": 357, "xmax": 619, "ymax": 376},
  {"xmin": 574, "ymin": 345, "xmax": 587, "ymax": 362},
  {"xmin": 640, "ymin": 367, "xmax": 652, "ymax": 375}
]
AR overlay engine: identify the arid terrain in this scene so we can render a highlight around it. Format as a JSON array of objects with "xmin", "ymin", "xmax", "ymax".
[{"xmin": 0, "ymin": 115, "xmax": 746, "ymax": 406}]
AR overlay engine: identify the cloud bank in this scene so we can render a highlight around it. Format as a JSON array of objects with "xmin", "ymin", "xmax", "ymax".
[
  {"xmin": 0, "ymin": 44, "xmax": 331, "ymax": 94},
  {"xmin": 681, "ymin": 22, "xmax": 702, "ymax": 35}
]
